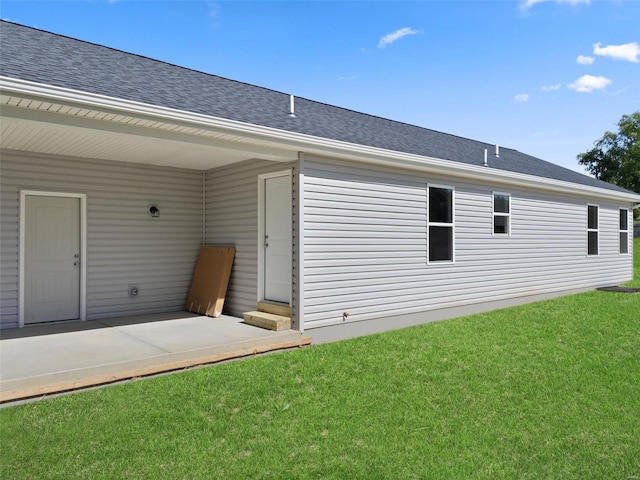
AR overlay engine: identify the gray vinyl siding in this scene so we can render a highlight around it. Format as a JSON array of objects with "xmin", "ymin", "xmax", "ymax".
[
  {"xmin": 301, "ymin": 155, "xmax": 634, "ymax": 328},
  {"xmin": 0, "ymin": 150, "xmax": 203, "ymax": 328},
  {"xmin": 205, "ymin": 158, "xmax": 297, "ymax": 320}
]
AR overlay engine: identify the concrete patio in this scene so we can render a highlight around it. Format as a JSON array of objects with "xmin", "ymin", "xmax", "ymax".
[{"xmin": 0, "ymin": 312, "xmax": 311, "ymax": 403}]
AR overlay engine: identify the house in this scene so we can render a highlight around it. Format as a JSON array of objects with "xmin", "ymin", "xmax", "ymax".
[{"xmin": 1, "ymin": 21, "xmax": 638, "ymax": 332}]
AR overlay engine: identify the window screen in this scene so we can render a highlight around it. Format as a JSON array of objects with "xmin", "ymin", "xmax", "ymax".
[
  {"xmin": 587, "ymin": 205, "xmax": 598, "ymax": 256},
  {"xmin": 428, "ymin": 186, "xmax": 454, "ymax": 262},
  {"xmin": 620, "ymin": 209, "xmax": 629, "ymax": 255},
  {"xmin": 493, "ymin": 193, "xmax": 510, "ymax": 235}
]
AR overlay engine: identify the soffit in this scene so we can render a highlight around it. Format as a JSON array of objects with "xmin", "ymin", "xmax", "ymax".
[{"xmin": 0, "ymin": 93, "xmax": 299, "ymax": 169}]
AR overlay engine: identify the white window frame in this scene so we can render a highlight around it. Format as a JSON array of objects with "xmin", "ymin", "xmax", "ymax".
[
  {"xmin": 619, "ymin": 208, "xmax": 629, "ymax": 255},
  {"xmin": 427, "ymin": 184, "xmax": 455, "ymax": 264},
  {"xmin": 492, "ymin": 191, "xmax": 511, "ymax": 236},
  {"xmin": 587, "ymin": 204, "xmax": 599, "ymax": 257}
]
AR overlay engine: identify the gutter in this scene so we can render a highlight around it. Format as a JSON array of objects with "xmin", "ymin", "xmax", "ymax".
[{"xmin": 3, "ymin": 76, "xmax": 640, "ymax": 203}]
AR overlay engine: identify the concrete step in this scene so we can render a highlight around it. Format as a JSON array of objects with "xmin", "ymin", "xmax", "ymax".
[
  {"xmin": 243, "ymin": 311, "xmax": 291, "ymax": 331},
  {"xmin": 257, "ymin": 301, "xmax": 291, "ymax": 317}
]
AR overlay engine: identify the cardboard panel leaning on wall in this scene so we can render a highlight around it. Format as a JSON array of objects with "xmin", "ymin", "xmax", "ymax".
[{"xmin": 186, "ymin": 246, "xmax": 235, "ymax": 317}]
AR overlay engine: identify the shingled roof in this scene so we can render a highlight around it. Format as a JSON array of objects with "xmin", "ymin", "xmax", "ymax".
[{"xmin": 0, "ymin": 20, "xmax": 633, "ymax": 195}]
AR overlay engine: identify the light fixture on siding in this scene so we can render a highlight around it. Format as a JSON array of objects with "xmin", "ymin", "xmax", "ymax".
[{"xmin": 149, "ymin": 205, "xmax": 160, "ymax": 218}]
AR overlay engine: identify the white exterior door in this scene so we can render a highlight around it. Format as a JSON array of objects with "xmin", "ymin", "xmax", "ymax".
[
  {"xmin": 264, "ymin": 174, "xmax": 292, "ymax": 303},
  {"xmin": 24, "ymin": 195, "xmax": 81, "ymax": 324}
]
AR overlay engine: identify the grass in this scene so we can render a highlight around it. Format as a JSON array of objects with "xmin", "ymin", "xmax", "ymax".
[{"xmin": 1, "ymin": 241, "xmax": 639, "ymax": 479}]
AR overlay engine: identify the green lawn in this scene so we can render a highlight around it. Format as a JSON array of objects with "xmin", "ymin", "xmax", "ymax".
[{"xmin": 1, "ymin": 241, "xmax": 639, "ymax": 479}]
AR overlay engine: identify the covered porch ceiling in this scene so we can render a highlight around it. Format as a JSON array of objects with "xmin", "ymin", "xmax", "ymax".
[{"xmin": 0, "ymin": 92, "xmax": 300, "ymax": 170}]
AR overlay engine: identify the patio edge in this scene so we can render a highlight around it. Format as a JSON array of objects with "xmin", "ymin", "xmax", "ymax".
[{"xmin": 1, "ymin": 334, "xmax": 311, "ymax": 403}]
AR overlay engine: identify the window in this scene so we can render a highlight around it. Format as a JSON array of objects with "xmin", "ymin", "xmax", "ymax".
[
  {"xmin": 428, "ymin": 185, "xmax": 454, "ymax": 262},
  {"xmin": 620, "ymin": 208, "xmax": 629, "ymax": 254},
  {"xmin": 493, "ymin": 192, "xmax": 510, "ymax": 235},
  {"xmin": 587, "ymin": 205, "xmax": 598, "ymax": 256}
]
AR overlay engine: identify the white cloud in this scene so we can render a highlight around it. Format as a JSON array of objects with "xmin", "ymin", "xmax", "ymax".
[
  {"xmin": 593, "ymin": 42, "xmax": 640, "ymax": 63},
  {"xmin": 521, "ymin": 0, "xmax": 590, "ymax": 10},
  {"xmin": 542, "ymin": 83, "xmax": 562, "ymax": 91},
  {"xmin": 576, "ymin": 55, "xmax": 595, "ymax": 65},
  {"xmin": 567, "ymin": 74, "xmax": 612, "ymax": 92},
  {"xmin": 338, "ymin": 75, "xmax": 357, "ymax": 81},
  {"xmin": 378, "ymin": 27, "xmax": 419, "ymax": 48},
  {"xmin": 514, "ymin": 93, "xmax": 530, "ymax": 102},
  {"xmin": 532, "ymin": 129, "xmax": 560, "ymax": 137}
]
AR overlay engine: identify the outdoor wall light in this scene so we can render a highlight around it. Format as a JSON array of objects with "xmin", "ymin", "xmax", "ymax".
[{"xmin": 149, "ymin": 205, "xmax": 160, "ymax": 218}]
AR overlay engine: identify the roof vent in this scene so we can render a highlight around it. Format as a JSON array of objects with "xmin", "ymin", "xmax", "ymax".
[
  {"xmin": 484, "ymin": 149, "xmax": 488, "ymax": 167},
  {"xmin": 289, "ymin": 95, "xmax": 296, "ymax": 118},
  {"xmin": 495, "ymin": 144, "xmax": 500, "ymax": 158}
]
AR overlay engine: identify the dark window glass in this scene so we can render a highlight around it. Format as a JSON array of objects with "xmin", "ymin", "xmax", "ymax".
[
  {"xmin": 620, "ymin": 209, "xmax": 628, "ymax": 231},
  {"xmin": 588, "ymin": 231, "xmax": 598, "ymax": 255},
  {"xmin": 494, "ymin": 194, "xmax": 510, "ymax": 214},
  {"xmin": 620, "ymin": 232, "xmax": 629, "ymax": 254},
  {"xmin": 494, "ymin": 216, "xmax": 508, "ymax": 235},
  {"xmin": 429, "ymin": 226, "xmax": 453, "ymax": 261},
  {"xmin": 588, "ymin": 205, "xmax": 598, "ymax": 229},
  {"xmin": 429, "ymin": 187, "xmax": 452, "ymax": 223}
]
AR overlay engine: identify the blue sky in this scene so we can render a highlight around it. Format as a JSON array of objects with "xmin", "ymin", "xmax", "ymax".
[{"xmin": 2, "ymin": 0, "xmax": 639, "ymax": 173}]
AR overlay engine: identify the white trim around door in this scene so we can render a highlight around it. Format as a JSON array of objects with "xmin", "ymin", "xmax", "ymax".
[
  {"xmin": 19, "ymin": 190, "xmax": 87, "ymax": 327},
  {"xmin": 257, "ymin": 170, "xmax": 292, "ymax": 305}
]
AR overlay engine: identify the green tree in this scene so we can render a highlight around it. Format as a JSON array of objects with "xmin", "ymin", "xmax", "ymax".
[{"xmin": 578, "ymin": 111, "xmax": 640, "ymax": 196}]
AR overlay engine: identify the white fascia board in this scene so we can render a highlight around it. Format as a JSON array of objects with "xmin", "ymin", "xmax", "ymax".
[{"xmin": 3, "ymin": 76, "xmax": 640, "ymax": 203}]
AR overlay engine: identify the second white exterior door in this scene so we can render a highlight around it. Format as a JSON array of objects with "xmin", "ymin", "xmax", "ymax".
[{"xmin": 263, "ymin": 174, "xmax": 292, "ymax": 303}]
